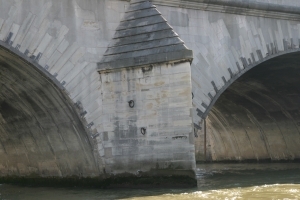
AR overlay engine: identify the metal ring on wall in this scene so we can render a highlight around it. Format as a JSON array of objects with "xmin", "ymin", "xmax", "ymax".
[
  {"xmin": 128, "ymin": 100, "xmax": 134, "ymax": 108},
  {"xmin": 141, "ymin": 127, "xmax": 146, "ymax": 135}
]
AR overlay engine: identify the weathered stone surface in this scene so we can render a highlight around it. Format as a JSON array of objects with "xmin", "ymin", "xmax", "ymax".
[
  {"xmin": 2, "ymin": 0, "xmax": 300, "ymax": 182},
  {"xmin": 98, "ymin": 61, "xmax": 195, "ymax": 174}
]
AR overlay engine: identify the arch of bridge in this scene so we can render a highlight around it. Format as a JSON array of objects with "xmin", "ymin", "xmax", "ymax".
[{"xmin": 0, "ymin": 42, "xmax": 101, "ymax": 177}]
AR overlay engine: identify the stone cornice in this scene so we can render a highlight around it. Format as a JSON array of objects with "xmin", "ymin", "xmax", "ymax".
[{"xmin": 151, "ymin": 0, "xmax": 300, "ymax": 21}]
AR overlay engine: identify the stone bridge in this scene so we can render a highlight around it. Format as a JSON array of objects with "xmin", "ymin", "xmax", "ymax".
[{"xmin": 1, "ymin": 0, "xmax": 300, "ymax": 179}]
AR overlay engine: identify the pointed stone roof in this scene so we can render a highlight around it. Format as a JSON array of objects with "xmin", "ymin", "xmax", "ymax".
[{"xmin": 97, "ymin": 0, "xmax": 193, "ymax": 71}]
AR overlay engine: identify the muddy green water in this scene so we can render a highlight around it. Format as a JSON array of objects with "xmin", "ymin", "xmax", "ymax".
[{"xmin": 1, "ymin": 163, "xmax": 300, "ymax": 199}]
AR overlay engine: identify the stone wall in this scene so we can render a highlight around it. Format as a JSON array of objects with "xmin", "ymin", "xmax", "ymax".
[
  {"xmin": 0, "ymin": 0, "xmax": 130, "ymax": 177},
  {"xmin": 98, "ymin": 61, "xmax": 196, "ymax": 174}
]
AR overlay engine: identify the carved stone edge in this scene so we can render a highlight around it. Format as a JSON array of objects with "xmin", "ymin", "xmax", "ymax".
[{"xmin": 151, "ymin": 0, "xmax": 300, "ymax": 21}]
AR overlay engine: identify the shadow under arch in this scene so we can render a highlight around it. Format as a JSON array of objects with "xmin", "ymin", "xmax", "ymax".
[
  {"xmin": 200, "ymin": 49, "xmax": 300, "ymax": 161},
  {"xmin": 0, "ymin": 41, "xmax": 100, "ymax": 177}
]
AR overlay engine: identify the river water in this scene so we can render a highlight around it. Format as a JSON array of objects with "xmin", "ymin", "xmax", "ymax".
[{"xmin": 0, "ymin": 163, "xmax": 300, "ymax": 199}]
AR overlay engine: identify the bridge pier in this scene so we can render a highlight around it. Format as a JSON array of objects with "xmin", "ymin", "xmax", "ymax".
[{"xmin": 98, "ymin": 61, "xmax": 196, "ymax": 175}]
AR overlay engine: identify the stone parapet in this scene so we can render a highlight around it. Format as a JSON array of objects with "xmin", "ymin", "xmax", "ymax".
[{"xmin": 151, "ymin": 0, "xmax": 300, "ymax": 21}]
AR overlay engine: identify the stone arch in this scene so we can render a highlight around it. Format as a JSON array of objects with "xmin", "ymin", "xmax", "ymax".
[
  {"xmin": 200, "ymin": 48, "xmax": 300, "ymax": 119},
  {"xmin": 0, "ymin": 41, "xmax": 101, "ymax": 177},
  {"xmin": 198, "ymin": 49, "xmax": 300, "ymax": 161}
]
